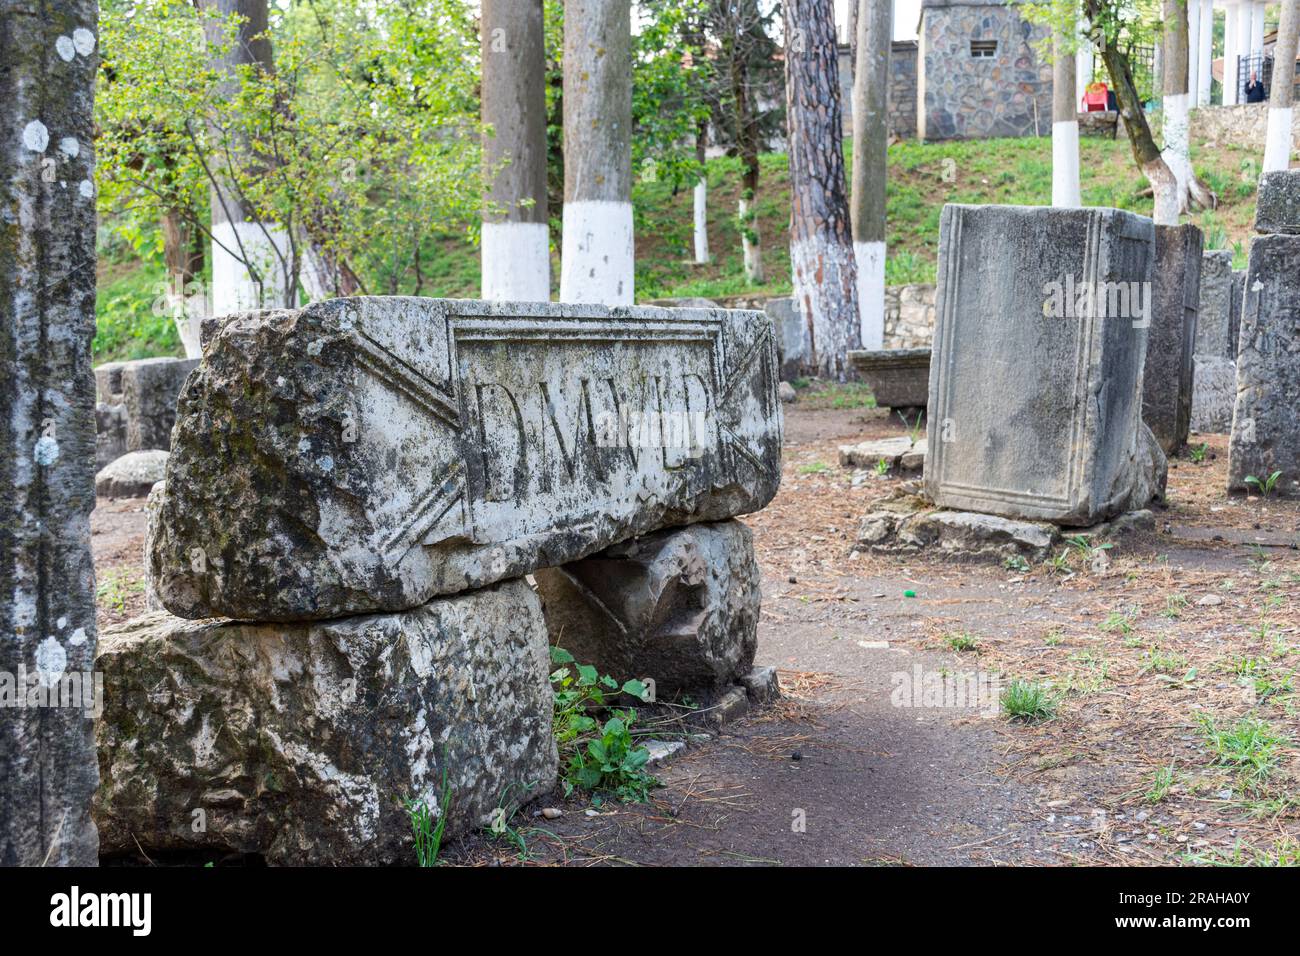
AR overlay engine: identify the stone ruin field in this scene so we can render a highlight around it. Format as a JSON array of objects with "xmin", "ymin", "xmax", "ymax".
[{"xmin": 91, "ymin": 394, "xmax": 1300, "ymax": 867}]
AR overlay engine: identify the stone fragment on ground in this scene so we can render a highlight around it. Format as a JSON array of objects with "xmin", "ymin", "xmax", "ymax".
[
  {"xmin": 1228, "ymin": 232, "xmax": 1300, "ymax": 497},
  {"xmin": 94, "ymin": 579, "xmax": 556, "ymax": 865},
  {"xmin": 152, "ymin": 298, "xmax": 782, "ymax": 621},
  {"xmin": 926, "ymin": 205, "xmax": 1162, "ymax": 526},
  {"xmin": 847, "ymin": 347, "xmax": 930, "ymax": 416},
  {"xmin": 778, "ymin": 381, "xmax": 797, "ymax": 403},
  {"xmin": 839, "ymin": 435, "xmax": 925, "ymax": 473},
  {"xmin": 534, "ymin": 520, "xmax": 759, "ymax": 697},
  {"xmin": 95, "ymin": 449, "xmax": 169, "ymax": 498}
]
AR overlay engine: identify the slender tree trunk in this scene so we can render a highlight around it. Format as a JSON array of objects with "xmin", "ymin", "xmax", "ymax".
[
  {"xmin": 785, "ymin": 0, "xmax": 860, "ymax": 379},
  {"xmin": 851, "ymin": 0, "xmax": 890, "ymax": 348},
  {"xmin": 731, "ymin": 17, "xmax": 764, "ymax": 283},
  {"xmin": 482, "ymin": 0, "xmax": 550, "ymax": 301},
  {"xmin": 1052, "ymin": 20, "xmax": 1080, "ymax": 207},
  {"xmin": 693, "ymin": 123, "xmax": 710, "ymax": 264},
  {"xmin": 1265, "ymin": 0, "xmax": 1299, "ymax": 171},
  {"xmin": 1161, "ymin": 0, "xmax": 1214, "ymax": 216},
  {"xmin": 1087, "ymin": 0, "xmax": 1180, "ymax": 225},
  {"xmin": 0, "ymin": 0, "xmax": 101, "ymax": 866},
  {"xmin": 559, "ymin": 0, "xmax": 633, "ymax": 305},
  {"xmin": 200, "ymin": 0, "xmax": 291, "ymax": 315},
  {"xmin": 161, "ymin": 206, "xmax": 207, "ymax": 356}
]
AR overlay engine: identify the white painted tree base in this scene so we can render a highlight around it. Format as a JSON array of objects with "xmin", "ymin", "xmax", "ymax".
[
  {"xmin": 693, "ymin": 180, "xmax": 709, "ymax": 264},
  {"xmin": 790, "ymin": 236, "xmax": 860, "ymax": 379},
  {"xmin": 1161, "ymin": 93, "xmax": 1192, "ymax": 204},
  {"xmin": 1264, "ymin": 107, "xmax": 1294, "ymax": 173},
  {"xmin": 1051, "ymin": 120, "xmax": 1081, "ymax": 208},
  {"xmin": 559, "ymin": 200, "xmax": 634, "ymax": 305},
  {"xmin": 211, "ymin": 221, "xmax": 291, "ymax": 317},
  {"xmin": 739, "ymin": 197, "xmax": 763, "ymax": 283},
  {"xmin": 482, "ymin": 221, "xmax": 551, "ymax": 302},
  {"xmin": 853, "ymin": 240, "xmax": 886, "ymax": 350}
]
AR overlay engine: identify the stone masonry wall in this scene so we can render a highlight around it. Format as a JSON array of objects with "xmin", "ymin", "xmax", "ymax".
[
  {"xmin": 838, "ymin": 41, "xmax": 920, "ymax": 141},
  {"xmin": 1190, "ymin": 104, "xmax": 1300, "ymax": 152},
  {"xmin": 919, "ymin": 1, "xmax": 1053, "ymax": 141}
]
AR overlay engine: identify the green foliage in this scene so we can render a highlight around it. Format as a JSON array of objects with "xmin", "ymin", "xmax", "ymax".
[
  {"xmin": 1001, "ymin": 679, "xmax": 1059, "ymax": 722},
  {"xmin": 1244, "ymin": 471, "xmax": 1283, "ymax": 496},
  {"xmin": 1197, "ymin": 714, "xmax": 1290, "ymax": 789},
  {"xmin": 549, "ymin": 647, "xmax": 657, "ymax": 803},
  {"xmin": 945, "ymin": 632, "xmax": 979, "ymax": 652},
  {"xmin": 404, "ymin": 764, "xmax": 452, "ymax": 867}
]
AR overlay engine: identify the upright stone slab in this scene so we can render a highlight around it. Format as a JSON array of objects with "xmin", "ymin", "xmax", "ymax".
[
  {"xmin": 120, "ymin": 356, "xmax": 198, "ymax": 452},
  {"xmin": 1142, "ymin": 225, "xmax": 1202, "ymax": 455},
  {"xmin": 534, "ymin": 520, "xmax": 760, "ymax": 697},
  {"xmin": 1227, "ymin": 234, "xmax": 1300, "ymax": 497},
  {"xmin": 1254, "ymin": 169, "xmax": 1300, "ymax": 235},
  {"xmin": 926, "ymin": 205, "xmax": 1161, "ymax": 526},
  {"xmin": 1190, "ymin": 356, "xmax": 1237, "ymax": 434},
  {"xmin": 95, "ymin": 580, "xmax": 556, "ymax": 865},
  {"xmin": 0, "ymin": 0, "xmax": 100, "ymax": 866},
  {"xmin": 153, "ymin": 298, "xmax": 782, "ymax": 620},
  {"xmin": 1230, "ymin": 270, "xmax": 1245, "ymax": 358},
  {"xmin": 1195, "ymin": 250, "xmax": 1234, "ymax": 359}
]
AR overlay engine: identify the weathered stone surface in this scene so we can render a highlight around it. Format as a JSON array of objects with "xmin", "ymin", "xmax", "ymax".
[
  {"xmin": 765, "ymin": 297, "xmax": 807, "ymax": 379},
  {"xmin": 143, "ymin": 481, "xmax": 166, "ymax": 612},
  {"xmin": 94, "ymin": 579, "xmax": 556, "ymax": 865},
  {"xmin": 839, "ymin": 435, "xmax": 926, "ymax": 473},
  {"xmin": 848, "ymin": 347, "xmax": 931, "ymax": 415},
  {"xmin": 1142, "ymin": 225, "xmax": 1202, "ymax": 455},
  {"xmin": 95, "ymin": 401, "xmax": 128, "ymax": 471},
  {"xmin": 534, "ymin": 520, "xmax": 759, "ymax": 696},
  {"xmin": 153, "ymin": 298, "xmax": 781, "ymax": 621},
  {"xmin": 0, "ymin": 0, "xmax": 100, "ymax": 866},
  {"xmin": 1190, "ymin": 356, "xmax": 1236, "ymax": 433},
  {"xmin": 1231, "ymin": 270, "xmax": 1245, "ymax": 358},
  {"xmin": 1254, "ymin": 169, "xmax": 1300, "ymax": 235},
  {"xmin": 857, "ymin": 490, "xmax": 1059, "ymax": 561},
  {"xmin": 1195, "ymin": 250, "xmax": 1234, "ymax": 359},
  {"xmin": 120, "ymin": 356, "xmax": 197, "ymax": 452},
  {"xmin": 740, "ymin": 665, "xmax": 781, "ymax": 704},
  {"xmin": 1228, "ymin": 235, "xmax": 1300, "ymax": 497},
  {"xmin": 95, "ymin": 449, "xmax": 169, "ymax": 498},
  {"xmin": 926, "ymin": 205, "xmax": 1161, "ymax": 526}
]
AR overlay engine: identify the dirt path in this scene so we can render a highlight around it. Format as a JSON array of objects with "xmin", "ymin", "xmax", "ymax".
[{"xmin": 92, "ymin": 398, "xmax": 1300, "ymax": 867}]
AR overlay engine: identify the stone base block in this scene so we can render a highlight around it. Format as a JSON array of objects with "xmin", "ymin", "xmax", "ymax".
[
  {"xmin": 839, "ymin": 436, "xmax": 926, "ymax": 474},
  {"xmin": 534, "ymin": 520, "xmax": 759, "ymax": 698},
  {"xmin": 95, "ymin": 449, "xmax": 168, "ymax": 498},
  {"xmin": 94, "ymin": 579, "xmax": 556, "ymax": 865}
]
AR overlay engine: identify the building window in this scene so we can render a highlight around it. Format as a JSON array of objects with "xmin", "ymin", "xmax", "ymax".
[{"xmin": 970, "ymin": 40, "xmax": 997, "ymax": 58}]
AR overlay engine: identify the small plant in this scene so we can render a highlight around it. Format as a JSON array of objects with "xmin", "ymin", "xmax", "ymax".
[
  {"xmin": 873, "ymin": 456, "xmax": 890, "ymax": 476},
  {"xmin": 1139, "ymin": 647, "xmax": 1187, "ymax": 675},
  {"xmin": 405, "ymin": 764, "xmax": 452, "ymax": 867},
  {"xmin": 945, "ymin": 631, "xmax": 979, "ymax": 652},
  {"xmin": 1001, "ymin": 679, "xmax": 1058, "ymax": 722},
  {"xmin": 95, "ymin": 570, "xmax": 144, "ymax": 613},
  {"xmin": 1189, "ymin": 442, "xmax": 1208, "ymax": 464},
  {"xmin": 797, "ymin": 460, "xmax": 830, "ymax": 475},
  {"xmin": 1161, "ymin": 594, "xmax": 1189, "ymax": 619},
  {"xmin": 1003, "ymin": 554, "xmax": 1031, "ymax": 573},
  {"xmin": 1045, "ymin": 548, "xmax": 1072, "ymax": 575},
  {"xmin": 1099, "ymin": 608, "xmax": 1137, "ymax": 636},
  {"xmin": 1145, "ymin": 764, "xmax": 1176, "ymax": 803},
  {"xmin": 550, "ymin": 647, "xmax": 657, "ymax": 803},
  {"xmin": 1043, "ymin": 629, "xmax": 1064, "ymax": 647},
  {"xmin": 896, "ymin": 409, "xmax": 925, "ymax": 445},
  {"xmin": 1198, "ymin": 714, "xmax": 1289, "ymax": 788},
  {"xmin": 1244, "ymin": 470, "xmax": 1283, "ymax": 496}
]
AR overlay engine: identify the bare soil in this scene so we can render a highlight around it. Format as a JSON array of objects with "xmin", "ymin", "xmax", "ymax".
[{"xmin": 92, "ymin": 402, "xmax": 1300, "ymax": 867}]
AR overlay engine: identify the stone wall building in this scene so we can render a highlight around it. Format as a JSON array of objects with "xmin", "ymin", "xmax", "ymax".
[
  {"xmin": 916, "ymin": 0, "xmax": 1053, "ymax": 141},
  {"xmin": 838, "ymin": 40, "xmax": 919, "ymax": 141}
]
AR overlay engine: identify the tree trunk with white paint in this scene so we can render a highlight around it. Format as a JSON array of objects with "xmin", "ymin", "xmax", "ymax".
[
  {"xmin": 1052, "ymin": 24, "xmax": 1081, "ymax": 207},
  {"xmin": 785, "ymin": 0, "xmax": 860, "ymax": 379},
  {"xmin": 1087, "ymin": 0, "xmax": 1182, "ymax": 226},
  {"xmin": 850, "ymin": 0, "xmax": 890, "ymax": 349},
  {"xmin": 482, "ymin": 0, "xmax": 550, "ymax": 301},
  {"xmin": 1160, "ymin": 0, "xmax": 1214, "ymax": 216},
  {"xmin": 201, "ymin": 0, "xmax": 291, "ymax": 316},
  {"xmin": 1265, "ymin": 0, "xmax": 1299, "ymax": 172},
  {"xmin": 693, "ymin": 126, "xmax": 710, "ymax": 264},
  {"xmin": 0, "ymin": 0, "xmax": 101, "ymax": 866},
  {"xmin": 560, "ymin": 0, "xmax": 633, "ymax": 305}
]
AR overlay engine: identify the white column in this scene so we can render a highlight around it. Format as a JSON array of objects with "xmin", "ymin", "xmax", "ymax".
[
  {"xmin": 1198, "ymin": 0, "xmax": 1214, "ymax": 106},
  {"xmin": 1076, "ymin": 44, "xmax": 1094, "ymax": 106},
  {"xmin": 1250, "ymin": 1, "xmax": 1265, "ymax": 58},
  {"xmin": 1224, "ymin": 1, "xmax": 1240, "ymax": 104},
  {"xmin": 1189, "ymin": 0, "xmax": 1202, "ymax": 107},
  {"xmin": 1237, "ymin": 1, "xmax": 1254, "ymax": 97}
]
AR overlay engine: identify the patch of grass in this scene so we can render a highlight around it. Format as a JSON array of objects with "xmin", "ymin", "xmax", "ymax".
[
  {"xmin": 1197, "ymin": 714, "xmax": 1290, "ymax": 788},
  {"xmin": 796, "ymin": 460, "xmax": 831, "ymax": 475},
  {"xmin": 945, "ymin": 632, "xmax": 979, "ymax": 652},
  {"xmin": 1099, "ymin": 608, "xmax": 1138, "ymax": 636},
  {"xmin": 1140, "ymin": 648, "xmax": 1188, "ymax": 676},
  {"xmin": 798, "ymin": 380, "xmax": 876, "ymax": 410},
  {"xmin": 1145, "ymin": 764, "xmax": 1176, "ymax": 803},
  {"xmin": 95, "ymin": 570, "xmax": 144, "ymax": 613},
  {"xmin": 1001, "ymin": 679, "xmax": 1059, "ymax": 722}
]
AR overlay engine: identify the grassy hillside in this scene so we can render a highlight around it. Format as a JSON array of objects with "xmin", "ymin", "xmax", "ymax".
[{"xmin": 96, "ymin": 132, "xmax": 1265, "ymax": 361}]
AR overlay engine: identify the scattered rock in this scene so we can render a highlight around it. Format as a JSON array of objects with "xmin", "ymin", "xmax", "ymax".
[
  {"xmin": 778, "ymin": 381, "xmax": 797, "ymax": 403},
  {"xmin": 644, "ymin": 739, "xmax": 686, "ymax": 768},
  {"xmin": 95, "ymin": 449, "xmax": 169, "ymax": 498},
  {"xmin": 739, "ymin": 665, "xmax": 781, "ymax": 704}
]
